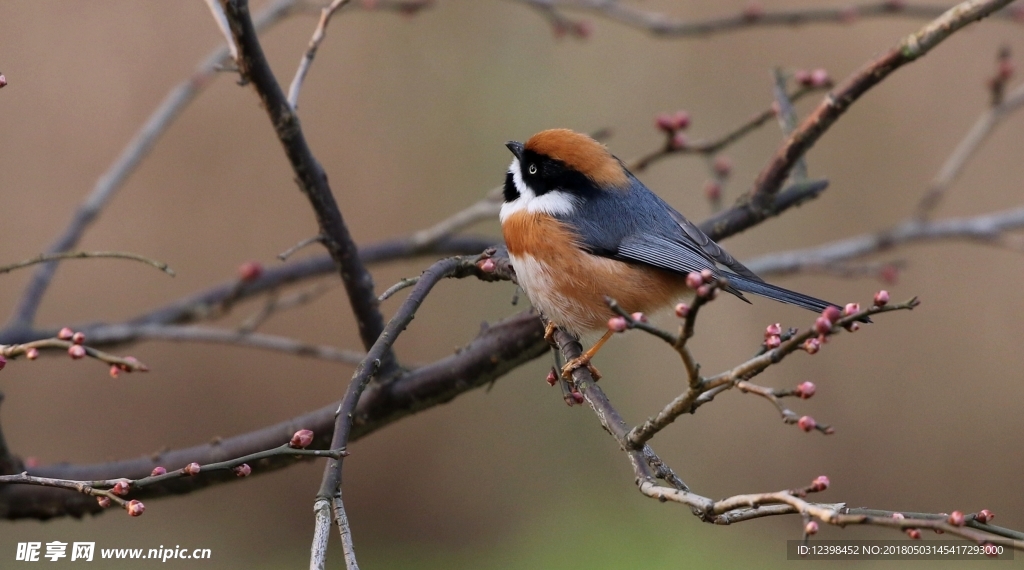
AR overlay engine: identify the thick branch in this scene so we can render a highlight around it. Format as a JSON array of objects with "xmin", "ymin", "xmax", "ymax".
[{"xmin": 221, "ymin": 0, "xmax": 393, "ymax": 373}]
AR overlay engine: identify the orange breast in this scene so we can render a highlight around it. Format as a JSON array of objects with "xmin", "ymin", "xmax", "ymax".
[{"xmin": 502, "ymin": 211, "xmax": 690, "ymax": 336}]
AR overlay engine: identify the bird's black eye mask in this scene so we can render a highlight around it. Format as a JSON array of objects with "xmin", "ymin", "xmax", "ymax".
[{"xmin": 517, "ymin": 150, "xmax": 601, "ymax": 198}]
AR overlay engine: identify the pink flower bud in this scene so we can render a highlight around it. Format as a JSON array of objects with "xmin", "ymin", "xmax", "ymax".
[
  {"xmin": 0, "ymin": 74, "xmax": 7, "ymax": 88},
  {"xmin": 798, "ymin": 416, "xmax": 816, "ymax": 432},
  {"xmin": 810, "ymin": 68, "xmax": 830, "ymax": 87},
  {"xmin": 545, "ymin": 369, "xmax": 558, "ymax": 386},
  {"xmin": 686, "ymin": 272, "xmax": 703, "ymax": 289},
  {"xmin": 290, "ymin": 429, "xmax": 315, "ymax": 449},
  {"xmin": 696, "ymin": 285, "xmax": 712, "ymax": 299},
  {"xmin": 655, "ymin": 113, "xmax": 675, "ymax": 132},
  {"xmin": 843, "ymin": 303, "xmax": 860, "ymax": 317},
  {"xmin": 26, "ymin": 348, "xmax": 39, "ymax": 360},
  {"xmin": 804, "ymin": 521, "xmax": 818, "ymax": 535},
  {"xmin": 238, "ymin": 261, "xmax": 263, "ymax": 282},
  {"xmin": 631, "ymin": 312, "xmax": 648, "ymax": 323},
  {"xmin": 571, "ymin": 390, "xmax": 584, "ymax": 405},
  {"xmin": 892, "ymin": 512, "xmax": 905, "ymax": 520},
  {"xmin": 674, "ymin": 303, "xmax": 689, "ymax": 318},
  {"xmin": 68, "ymin": 345, "xmax": 86, "ymax": 359},
  {"xmin": 477, "ymin": 258, "xmax": 496, "ymax": 273},
  {"xmin": 151, "ymin": 466, "xmax": 167, "ymax": 477},
  {"xmin": 845, "ymin": 322, "xmax": 861, "ymax": 332},
  {"xmin": 234, "ymin": 464, "xmax": 252, "ymax": 477},
  {"xmin": 811, "ymin": 475, "xmax": 830, "ymax": 491},
  {"xmin": 742, "ymin": 2, "xmax": 764, "ymax": 21},
  {"xmin": 97, "ymin": 496, "xmax": 111, "ymax": 508},
  {"xmin": 794, "ymin": 69, "xmax": 812, "ymax": 86},
  {"xmin": 670, "ymin": 132, "xmax": 688, "ymax": 150},
  {"xmin": 71, "ymin": 331, "xmax": 86, "ymax": 345},
  {"xmin": 703, "ymin": 180, "xmax": 721, "ymax": 201},
  {"xmin": 813, "ymin": 317, "xmax": 832, "ymax": 336},
  {"xmin": 873, "ymin": 290, "xmax": 890, "ymax": 307},
  {"xmin": 822, "ymin": 306, "xmax": 841, "ymax": 323},
  {"xmin": 184, "ymin": 462, "xmax": 201, "ymax": 476},
  {"xmin": 0, "ymin": 355, "xmax": 5, "ymax": 371},
  {"xmin": 802, "ymin": 338, "xmax": 820, "ymax": 354},
  {"xmin": 126, "ymin": 499, "xmax": 145, "ymax": 517},
  {"xmin": 672, "ymin": 110, "xmax": 691, "ymax": 130},
  {"xmin": 607, "ymin": 316, "xmax": 628, "ymax": 333},
  {"xmin": 765, "ymin": 323, "xmax": 782, "ymax": 338},
  {"xmin": 796, "ymin": 381, "xmax": 816, "ymax": 399},
  {"xmin": 112, "ymin": 480, "xmax": 130, "ymax": 496},
  {"xmin": 109, "ymin": 365, "xmax": 120, "ymax": 379},
  {"xmin": 906, "ymin": 528, "xmax": 921, "ymax": 539},
  {"xmin": 713, "ymin": 155, "xmax": 732, "ymax": 177},
  {"xmin": 765, "ymin": 335, "xmax": 781, "ymax": 349},
  {"xmin": 948, "ymin": 511, "xmax": 965, "ymax": 526},
  {"xmin": 58, "ymin": 327, "xmax": 74, "ymax": 340},
  {"xmin": 976, "ymin": 509, "xmax": 994, "ymax": 524},
  {"xmin": 700, "ymin": 269, "xmax": 714, "ymax": 283}
]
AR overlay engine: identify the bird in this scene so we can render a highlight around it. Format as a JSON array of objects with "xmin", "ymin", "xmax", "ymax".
[{"xmin": 499, "ymin": 128, "xmax": 848, "ymax": 379}]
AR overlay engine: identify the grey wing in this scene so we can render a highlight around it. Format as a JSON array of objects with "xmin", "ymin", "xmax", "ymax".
[{"xmin": 665, "ymin": 208, "xmax": 764, "ymax": 283}]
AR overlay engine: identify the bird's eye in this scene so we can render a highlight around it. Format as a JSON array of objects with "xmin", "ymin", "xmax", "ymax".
[{"xmin": 528, "ymin": 164, "xmax": 537, "ymax": 175}]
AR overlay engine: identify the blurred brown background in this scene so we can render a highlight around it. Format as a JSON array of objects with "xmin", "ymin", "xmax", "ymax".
[{"xmin": 1, "ymin": 1, "xmax": 1023, "ymax": 568}]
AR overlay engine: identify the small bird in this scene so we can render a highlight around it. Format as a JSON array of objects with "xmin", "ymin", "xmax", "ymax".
[{"xmin": 499, "ymin": 128, "xmax": 846, "ymax": 378}]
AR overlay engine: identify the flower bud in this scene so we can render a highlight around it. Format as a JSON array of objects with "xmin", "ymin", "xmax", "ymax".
[
  {"xmin": 290, "ymin": 429, "xmax": 315, "ymax": 449},
  {"xmin": 26, "ymin": 348, "xmax": 39, "ymax": 360},
  {"xmin": 71, "ymin": 331, "xmax": 86, "ymax": 345},
  {"xmin": 906, "ymin": 528, "xmax": 921, "ymax": 539},
  {"xmin": 796, "ymin": 381, "xmax": 816, "ymax": 399},
  {"xmin": 238, "ymin": 261, "xmax": 264, "ymax": 282},
  {"xmin": 674, "ymin": 303, "xmax": 689, "ymax": 318},
  {"xmin": 686, "ymin": 272, "xmax": 704, "ymax": 289},
  {"xmin": 655, "ymin": 113, "xmax": 675, "ymax": 132},
  {"xmin": 810, "ymin": 68, "xmax": 830, "ymax": 87},
  {"xmin": 607, "ymin": 316, "xmax": 628, "ymax": 333},
  {"xmin": 571, "ymin": 390, "xmax": 584, "ymax": 405},
  {"xmin": 822, "ymin": 306, "xmax": 841, "ymax": 323},
  {"xmin": 97, "ymin": 496, "xmax": 111, "ymax": 508},
  {"xmin": 58, "ymin": 327, "xmax": 74, "ymax": 340},
  {"xmin": 109, "ymin": 365, "xmax": 120, "ymax": 379},
  {"xmin": 947, "ymin": 511, "xmax": 965, "ymax": 526},
  {"xmin": 670, "ymin": 132, "xmax": 688, "ymax": 150},
  {"xmin": 477, "ymin": 258, "xmax": 496, "ymax": 273},
  {"xmin": 765, "ymin": 335, "xmax": 781, "ymax": 349},
  {"xmin": 184, "ymin": 462, "xmax": 201, "ymax": 476},
  {"xmin": 810, "ymin": 475, "xmax": 830, "ymax": 491},
  {"xmin": 68, "ymin": 345, "xmax": 86, "ymax": 359},
  {"xmin": 892, "ymin": 512, "xmax": 905, "ymax": 520},
  {"xmin": 700, "ymin": 269, "xmax": 714, "ymax": 283},
  {"xmin": 672, "ymin": 110, "xmax": 691, "ymax": 130},
  {"xmin": 765, "ymin": 323, "xmax": 782, "ymax": 338},
  {"xmin": 804, "ymin": 521, "xmax": 818, "ymax": 535},
  {"xmin": 713, "ymin": 155, "xmax": 732, "ymax": 177},
  {"xmin": 111, "ymin": 480, "xmax": 130, "ymax": 496},
  {"xmin": 126, "ymin": 499, "xmax": 145, "ymax": 517},
  {"xmin": 843, "ymin": 303, "xmax": 860, "ymax": 317},
  {"xmin": 873, "ymin": 290, "xmax": 890, "ymax": 307},
  {"xmin": 151, "ymin": 466, "xmax": 167, "ymax": 477},
  {"xmin": 976, "ymin": 509, "xmax": 994, "ymax": 524},
  {"xmin": 802, "ymin": 338, "xmax": 820, "ymax": 354},
  {"xmin": 234, "ymin": 464, "xmax": 252, "ymax": 477},
  {"xmin": 798, "ymin": 416, "xmax": 816, "ymax": 432},
  {"xmin": 813, "ymin": 317, "xmax": 832, "ymax": 336},
  {"xmin": 631, "ymin": 312, "xmax": 648, "ymax": 323},
  {"xmin": 0, "ymin": 355, "xmax": 5, "ymax": 371},
  {"xmin": 545, "ymin": 369, "xmax": 558, "ymax": 386}
]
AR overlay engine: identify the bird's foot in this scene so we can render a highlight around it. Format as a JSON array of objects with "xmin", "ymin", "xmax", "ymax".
[
  {"xmin": 543, "ymin": 321, "xmax": 558, "ymax": 345},
  {"xmin": 561, "ymin": 356, "xmax": 601, "ymax": 381}
]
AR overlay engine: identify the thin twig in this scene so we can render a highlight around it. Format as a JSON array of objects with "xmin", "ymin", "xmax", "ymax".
[
  {"xmin": 745, "ymin": 0, "xmax": 1015, "ymax": 217},
  {"xmin": 0, "ymin": 251, "xmax": 175, "ymax": 276},
  {"xmin": 288, "ymin": 0, "xmax": 352, "ymax": 110},
  {"xmin": 203, "ymin": 0, "xmax": 239, "ymax": 61},
  {"xmin": 6, "ymin": 0, "xmax": 302, "ymax": 331}
]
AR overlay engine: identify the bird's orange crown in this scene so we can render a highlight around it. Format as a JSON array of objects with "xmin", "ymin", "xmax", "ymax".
[{"xmin": 523, "ymin": 129, "xmax": 628, "ymax": 188}]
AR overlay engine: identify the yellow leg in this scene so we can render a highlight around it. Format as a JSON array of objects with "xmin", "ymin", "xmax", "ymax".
[
  {"xmin": 544, "ymin": 321, "xmax": 558, "ymax": 345},
  {"xmin": 561, "ymin": 329, "xmax": 614, "ymax": 380}
]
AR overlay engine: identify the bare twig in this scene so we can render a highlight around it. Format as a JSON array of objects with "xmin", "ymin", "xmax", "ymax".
[
  {"xmin": 7, "ymin": 0, "xmax": 302, "ymax": 331},
  {"xmin": 0, "ymin": 251, "xmax": 175, "ymax": 276},
  {"xmin": 511, "ymin": 1, "xmax": 1021, "ymax": 38},
  {"xmin": 222, "ymin": 0, "xmax": 393, "ymax": 372},
  {"xmin": 745, "ymin": 0, "xmax": 1015, "ymax": 217},
  {"xmin": 915, "ymin": 81, "xmax": 1024, "ymax": 218},
  {"xmin": 288, "ymin": 0, "xmax": 351, "ymax": 110},
  {"xmin": 203, "ymin": 0, "xmax": 238, "ymax": 61}
]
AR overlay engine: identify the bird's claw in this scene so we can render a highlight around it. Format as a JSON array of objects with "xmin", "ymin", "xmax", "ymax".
[
  {"xmin": 544, "ymin": 321, "xmax": 558, "ymax": 345},
  {"xmin": 561, "ymin": 356, "xmax": 601, "ymax": 381}
]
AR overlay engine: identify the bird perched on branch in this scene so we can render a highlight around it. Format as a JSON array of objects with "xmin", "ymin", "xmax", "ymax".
[{"xmin": 499, "ymin": 128, "xmax": 847, "ymax": 378}]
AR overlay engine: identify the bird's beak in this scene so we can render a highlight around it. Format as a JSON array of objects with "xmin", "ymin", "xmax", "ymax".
[{"xmin": 505, "ymin": 141, "xmax": 524, "ymax": 160}]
